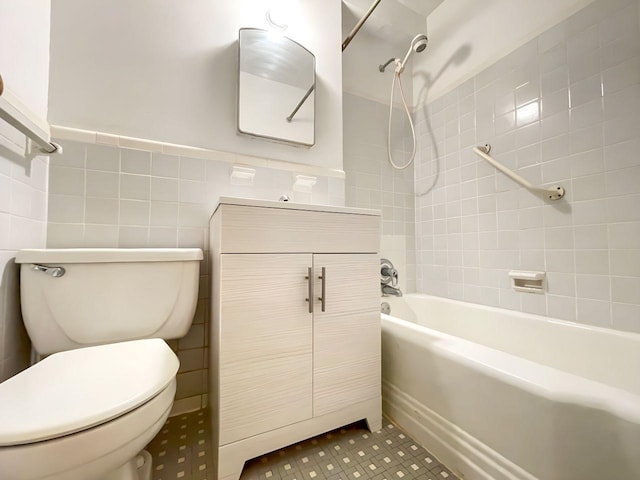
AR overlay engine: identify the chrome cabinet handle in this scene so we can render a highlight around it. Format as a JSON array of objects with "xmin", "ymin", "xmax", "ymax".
[
  {"xmin": 305, "ymin": 267, "xmax": 314, "ymax": 314},
  {"xmin": 32, "ymin": 264, "xmax": 66, "ymax": 278},
  {"xmin": 318, "ymin": 267, "xmax": 326, "ymax": 312}
]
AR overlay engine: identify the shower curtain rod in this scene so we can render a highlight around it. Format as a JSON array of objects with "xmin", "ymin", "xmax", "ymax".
[
  {"xmin": 0, "ymin": 74, "xmax": 61, "ymax": 155},
  {"xmin": 342, "ymin": 0, "xmax": 382, "ymax": 51},
  {"xmin": 473, "ymin": 144, "xmax": 565, "ymax": 200}
]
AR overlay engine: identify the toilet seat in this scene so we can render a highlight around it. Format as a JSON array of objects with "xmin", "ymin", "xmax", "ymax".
[
  {"xmin": 0, "ymin": 378, "xmax": 176, "ymax": 480},
  {"xmin": 0, "ymin": 338, "xmax": 178, "ymax": 446}
]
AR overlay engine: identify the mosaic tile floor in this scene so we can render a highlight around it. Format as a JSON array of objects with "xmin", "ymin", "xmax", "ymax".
[{"xmin": 146, "ymin": 409, "xmax": 459, "ymax": 480}]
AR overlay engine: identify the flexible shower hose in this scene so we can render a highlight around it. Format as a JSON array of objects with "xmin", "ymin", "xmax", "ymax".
[{"xmin": 387, "ymin": 67, "xmax": 417, "ymax": 170}]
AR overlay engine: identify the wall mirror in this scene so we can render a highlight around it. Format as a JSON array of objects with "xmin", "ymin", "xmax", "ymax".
[{"xmin": 237, "ymin": 28, "xmax": 315, "ymax": 147}]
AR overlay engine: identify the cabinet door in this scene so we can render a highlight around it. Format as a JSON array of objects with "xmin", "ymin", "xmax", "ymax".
[
  {"xmin": 219, "ymin": 254, "xmax": 313, "ymax": 445},
  {"xmin": 312, "ymin": 254, "xmax": 380, "ymax": 417}
]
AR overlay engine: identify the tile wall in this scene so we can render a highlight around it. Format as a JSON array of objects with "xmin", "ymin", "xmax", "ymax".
[
  {"xmin": 414, "ymin": 0, "xmax": 640, "ymax": 332},
  {"xmin": 343, "ymin": 93, "xmax": 416, "ymax": 292},
  {"xmin": 0, "ymin": 123, "xmax": 48, "ymax": 382},
  {"xmin": 46, "ymin": 135, "xmax": 345, "ymax": 412}
]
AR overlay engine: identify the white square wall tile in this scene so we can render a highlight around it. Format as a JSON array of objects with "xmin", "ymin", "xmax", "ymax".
[
  {"xmin": 83, "ymin": 225, "xmax": 119, "ymax": 247},
  {"xmin": 574, "ymin": 224, "xmax": 608, "ymax": 249},
  {"xmin": 149, "ymin": 227, "xmax": 178, "ymax": 247},
  {"xmin": 118, "ymin": 226, "xmax": 149, "ymax": 247},
  {"xmin": 611, "ymin": 276, "xmax": 640, "ymax": 304},
  {"xmin": 86, "ymin": 170, "xmax": 119, "ymax": 198},
  {"xmin": 47, "ymin": 223, "xmax": 84, "ymax": 248},
  {"xmin": 119, "ymin": 200, "xmax": 150, "ymax": 226},
  {"xmin": 120, "ymin": 174, "xmax": 151, "ymax": 201},
  {"xmin": 150, "ymin": 177, "xmax": 179, "ymax": 202},
  {"xmin": 180, "ymin": 157, "xmax": 205, "ymax": 181},
  {"xmin": 575, "ymin": 250, "xmax": 609, "ymax": 275},
  {"xmin": 604, "ymin": 110, "xmax": 640, "ymax": 146},
  {"xmin": 610, "ymin": 250, "xmax": 640, "ymax": 277},
  {"xmin": 51, "ymin": 140, "xmax": 86, "ymax": 168},
  {"xmin": 546, "ymin": 272, "xmax": 576, "ymax": 297},
  {"xmin": 605, "ymin": 166, "xmax": 640, "ymax": 196},
  {"xmin": 546, "ymin": 249, "xmax": 575, "ymax": 273},
  {"xmin": 151, "ymin": 153, "xmax": 180, "ymax": 178},
  {"xmin": 9, "ymin": 216, "xmax": 45, "ymax": 250},
  {"xmin": 576, "ymin": 298, "xmax": 612, "ymax": 328},
  {"xmin": 49, "ymin": 166, "xmax": 85, "ymax": 196},
  {"xmin": 604, "ymin": 138, "xmax": 640, "ymax": 171},
  {"xmin": 85, "ymin": 197, "xmax": 119, "ymax": 225},
  {"xmin": 612, "ymin": 303, "xmax": 640, "ymax": 333},
  {"xmin": 576, "ymin": 274, "xmax": 610, "ymax": 301},
  {"xmin": 0, "ymin": 212, "xmax": 10, "ymax": 249},
  {"xmin": 86, "ymin": 144, "xmax": 119, "ymax": 172},
  {"xmin": 121, "ymin": 149, "xmax": 151, "ymax": 175},
  {"xmin": 608, "ymin": 222, "xmax": 640, "ymax": 249},
  {"xmin": 605, "ymin": 194, "xmax": 640, "ymax": 223},
  {"xmin": 600, "ymin": 29, "xmax": 640, "ymax": 71},
  {"xmin": 150, "ymin": 201, "xmax": 180, "ymax": 227},
  {"xmin": 602, "ymin": 56, "xmax": 640, "ymax": 95},
  {"xmin": 603, "ymin": 85, "xmax": 640, "ymax": 122},
  {"xmin": 48, "ymin": 195, "xmax": 85, "ymax": 224},
  {"xmin": 547, "ymin": 295, "xmax": 577, "ymax": 321},
  {"xmin": 569, "ymin": 74, "xmax": 602, "ymax": 108}
]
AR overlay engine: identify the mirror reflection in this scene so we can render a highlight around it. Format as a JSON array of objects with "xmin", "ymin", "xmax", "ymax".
[{"xmin": 238, "ymin": 28, "xmax": 315, "ymax": 147}]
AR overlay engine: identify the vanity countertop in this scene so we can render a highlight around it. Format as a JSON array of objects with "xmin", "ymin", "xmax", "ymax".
[{"xmin": 214, "ymin": 197, "xmax": 381, "ymax": 217}]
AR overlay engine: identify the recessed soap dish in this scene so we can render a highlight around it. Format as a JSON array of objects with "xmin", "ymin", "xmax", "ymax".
[{"xmin": 508, "ymin": 270, "xmax": 546, "ymax": 294}]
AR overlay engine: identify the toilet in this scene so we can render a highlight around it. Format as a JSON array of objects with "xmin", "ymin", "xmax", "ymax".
[{"xmin": 0, "ymin": 248, "xmax": 204, "ymax": 480}]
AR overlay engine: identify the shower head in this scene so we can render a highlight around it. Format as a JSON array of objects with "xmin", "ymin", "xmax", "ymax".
[
  {"xmin": 399, "ymin": 34, "xmax": 428, "ymax": 72},
  {"xmin": 412, "ymin": 34, "xmax": 428, "ymax": 52}
]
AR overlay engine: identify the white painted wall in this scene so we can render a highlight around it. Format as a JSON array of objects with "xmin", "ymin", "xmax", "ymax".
[
  {"xmin": 0, "ymin": 0, "xmax": 50, "ymax": 116},
  {"xmin": 48, "ymin": 0, "xmax": 343, "ymax": 169},
  {"xmin": 414, "ymin": 0, "xmax": 597, "ymax": 103},
  {"xmin": 0, "ymin": 0, "xmax": 50, "ymax": 381}
]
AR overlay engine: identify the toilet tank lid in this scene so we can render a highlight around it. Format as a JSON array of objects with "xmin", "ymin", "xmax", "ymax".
[
  {"xmin": 15, "ymin": 248, "xmax": 204, "ymax": 264},
  {"xmin": 0, "ymin": 339, "xmax": 179, "ymax": 446}
]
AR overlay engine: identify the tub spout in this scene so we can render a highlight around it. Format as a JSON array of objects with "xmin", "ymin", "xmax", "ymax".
[{"xmin": 381, "ymin": 284, "xmax": 403, "ymax": 297}]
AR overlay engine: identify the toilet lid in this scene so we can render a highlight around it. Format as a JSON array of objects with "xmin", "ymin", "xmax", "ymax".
[{"xmin": 0, "ymin": 338, "xmax": 179, "ymax": 446}]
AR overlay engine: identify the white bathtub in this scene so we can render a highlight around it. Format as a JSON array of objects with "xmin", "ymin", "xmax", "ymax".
[{"xmin": 381, "ymin": 294, "xmax": 640, "ymax": 480}]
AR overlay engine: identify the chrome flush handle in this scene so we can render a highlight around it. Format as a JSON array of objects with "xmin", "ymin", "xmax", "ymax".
[{"xmin": 32, "ymin": 264, "xmax": 66, "ymax": 278}]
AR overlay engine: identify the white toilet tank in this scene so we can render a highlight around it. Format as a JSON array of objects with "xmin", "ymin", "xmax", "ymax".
[{"xmin": 15, "ymin": 248, "xmax": 204, "ymax": 355}]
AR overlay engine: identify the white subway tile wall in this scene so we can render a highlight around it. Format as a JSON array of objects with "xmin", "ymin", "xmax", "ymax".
[
  {"xmin": 343, "ymin": 93, "xmax": 416, "ymax": 292},
  {"xmin": 47, "ymin": 139, "xmax": 345, "ymax": 410},
  {"xmin": 414, "ymin": 0, "xmax": 640, "ymax": 333},
  {"xmin": 0, "ymin": 122, "xmax": 49, "ymax": 382}
]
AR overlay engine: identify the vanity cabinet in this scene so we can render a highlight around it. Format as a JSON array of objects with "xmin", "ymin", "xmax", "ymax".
[{"xmin": 210, "ymin": 198, "xmax": 381, "ymax": 480}]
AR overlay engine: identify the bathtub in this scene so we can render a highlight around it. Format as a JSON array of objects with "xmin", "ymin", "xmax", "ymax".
[{"xmin": 381, "ymin": 294, "xmax": 640, "ymax": 480}]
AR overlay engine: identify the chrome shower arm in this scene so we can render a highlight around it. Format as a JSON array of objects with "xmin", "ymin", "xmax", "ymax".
[{"xmin": 379, "ymin": 58, "xmax": 397, "ymax": 72}]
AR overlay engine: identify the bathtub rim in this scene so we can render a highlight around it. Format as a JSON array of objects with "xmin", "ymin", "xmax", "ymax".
[
  {"xmin": 381, "ymin": 311, "xmax": 640, "ymax": 425},
  {"xmin": 390, "ymin": 293, "xmax": 640, "ymax": 341}
]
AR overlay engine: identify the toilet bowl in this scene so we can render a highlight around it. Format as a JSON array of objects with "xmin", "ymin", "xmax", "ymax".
[
  {"xmin": 0, "ymin": 248, "xmax": 204, "ymax": 480},
  {"xmin": 0, "ymin": 339, "xmax": 178, "ymax": 480}
]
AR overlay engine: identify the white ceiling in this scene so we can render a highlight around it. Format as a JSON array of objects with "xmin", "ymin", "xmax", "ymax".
[
  {"xmin": 395, "ymin": 0, "xmax": 445, "ymax": 18},
  {"xmin": 342, "ymin": 0, "xmax": 444, "ymax": 47}
]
